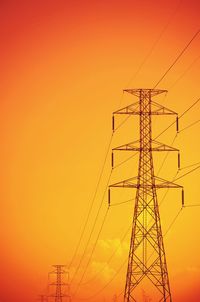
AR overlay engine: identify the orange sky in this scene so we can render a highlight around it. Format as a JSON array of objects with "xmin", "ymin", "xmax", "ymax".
[{"xmin": 0, "ymin": 0, "xmax": 200, "ymax": 301}]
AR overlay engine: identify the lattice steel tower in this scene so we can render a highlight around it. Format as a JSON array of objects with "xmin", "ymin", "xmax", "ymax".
[
  {"xmin": 38, "ymin": 295, "xmax": 48, "ymax": 302},
  {"xmin": 48, "ymin": 265, "xmax": 71, "ymax": 302},
  {"xmin": 109, "ymin": 89, "xmax": 184, "ymax": 302}
]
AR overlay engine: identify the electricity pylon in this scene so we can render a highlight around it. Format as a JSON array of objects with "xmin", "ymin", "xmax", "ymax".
[
  {"xmin": 48, "ymin": 265, "xmax": 71, "ymax": 302},
  {"xmin": 109, "ymin": 89, "xmax": 184, "ymax": 301},
  {"xmin": 38, "ymin": 295, "xmax": 48, "ymax": 302}
]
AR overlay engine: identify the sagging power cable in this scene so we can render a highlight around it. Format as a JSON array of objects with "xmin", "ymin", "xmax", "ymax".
[{"xmin": 153, "ymin": 29, "xmax": 200, "ymax": 88}]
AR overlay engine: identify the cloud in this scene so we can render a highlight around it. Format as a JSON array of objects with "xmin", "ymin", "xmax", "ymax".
[
  {"xmin": 90, "ymin": 260, "xmax": 116, "ymax": 282},
  {"xmin": 98, "ymin": 238, "xmax": 129, "ymax": 258},
  {"xmin": 186, "ymin": 266, "xmax": 200, "ymax": 273}
]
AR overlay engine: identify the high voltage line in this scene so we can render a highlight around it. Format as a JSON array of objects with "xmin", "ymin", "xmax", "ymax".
[
  {"xmin": 79, "ymin": 130, "xmax": 199, "ymax": 291},
  {"xmin": 71, "ymin": 169, "xmax": 113, "ymax": 285},
  {"xmin": 73, "ymin": 107, "xmax": 200, "ymax": 300},
  {"xmin": 180, "ymin": 161, "xmax": 200, "ymax": 171},
  {"xmin": 80, "ymin": 224, "xmax": 132, "ymax": 286},
  {"xmin": 153, "ymin": 29, "xmax": 200, "ymax": 88},
  {"xmin": 156, "ymin": 133, "xmax": 178, "ymax": 175},
  {"xmin": 70, "ymin": 111, "xmax": 137, "ymax": 293},
  {"xmin": 66, "ymin": 25, "xmax": 200, "ymax": 301},
  {"xmin": 119, "ymin": 0, "xmax": 182, "ymax": 108},
  {"xmin": 69, "ymin": 133, "xmax": 113, "ymax": 270},
  {"xmin": 79, "ymin": 158, "xmax": 200, "ymax": 301},
  {"xmin": 179, "ymin": 118, "xmax": 200, "ymax": 133},
  {"xmin": 154, "ymin": 97, "xmax": 200, "ymax": 140},
  {"xmin": 77, "ymin": 164, "xmax": 200, "ymax": 300},
  {"xmin": 168, "ymin": 53, "xmax": 200, "ymax": 90},
  {"xmin": 78, "ymin": 206, "xmax": 185, "ymax": 301},
  {"xmin": 72, "ymin": 208, "xmax": 110, "ymax": 296},
  {"xmin": 78, "ymin": 107, "xmax": 200, "ymax": 291},
  {"xmin": 124, "ymin": 0, "xmax": 183, "ymax": 89},
  {"xmin": 68, "ymin": 15, "xmax": 200, "ymax": 279},
  {"xmin": 111, "ymin": 97, "xmax": 200, "ymax": 178},
  {"xmin": 71, "ymin": 44, "xmax": 200, "ymax": 300},
  {"xmin": 174, "ymin": 165, "xmax": 200, "ymax": 182},
  {"xmin": 32, "ymin": 2, "xmax": 199, "ymax": 300},
  {"xmin": 79, "ymin": 147, "xmax": 200, "ymax": 294},
  {"xmin": 73, "ymin": 95, "xmax": 200, "ymax": 300}
]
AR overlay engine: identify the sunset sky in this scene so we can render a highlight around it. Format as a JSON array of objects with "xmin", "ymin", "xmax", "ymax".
[{"xmin": 1, "ymin": 0, "xmax": 200, "ymax": 301}]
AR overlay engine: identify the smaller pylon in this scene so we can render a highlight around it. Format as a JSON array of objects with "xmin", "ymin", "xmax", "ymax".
[
  {"xmin": 142, "ymin": 289, "xmax": 152, "ymax": 302},
  {"xmin": 48, "ymin": 265, "xmax": 71, "ymax": 302},
  {"xmin": 38, "ymin": 295, "xmax": 48, "ymax": 302}
]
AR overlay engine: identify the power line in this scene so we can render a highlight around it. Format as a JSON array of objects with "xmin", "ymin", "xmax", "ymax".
[
  {"xmin": 69, "ymin": 133, "xmax": 113, "ymax": 269},
  {"xmin": 71, "ymin": 28, "xmax": 200, "ymax": 294},
  {"xmin": 114, "ymin": 103, "xmax": 140, "ymax": 131},
  {"xmin": 70, "ymin": 86, "xmax": 138, "ymax": 285},
  {"xmin": 115, "ymin": 97, "xmax": 200, "ymax": 173},
  {"xmin": 174, "ymin": 165, "xmax": 200, "ymax": 181},
  {"xmin": 156, "ymin": 134, "xmax": 178, "ymax": 175},
  {"xmin": 113, "ymin": 152, "xmax": 138, "ymax": 169},
  {"xmin": 91, "ymin": 169, "xmax": 180, "ymax": 290},
  {"xmin": 115, "ymin": 206, "xmax": 184, "ymax": 299},
  {"xmin": 84, "ymin": 90, "xmax": 178, "ymax": 301},
  {"xmin": 81, "ymin": 224, "xmax": 132, "ymax": 286},
  {"xmin": 164, "ymin": 208, "xmax": 183, "ymax": 236},
  {"xmin": 79, "ymin": 258, "xmax": 127, "ymax": 301},
  {"xmin": 81, "ymin": 95, "xmax": 200, "ymax": 296},
  {"xmin": 71, "ymin": 169, "xmax": 113, "ymax": 293},
  {"xmin": 110, "ymin": 198, "xmax": 134, "ymax": 207},
  {"xmin": 78, "ymin": 109, "xmax": 177, "ymax": 291},
  {"xmin": 184, "ymin": 204, "xmax": 200, "ymax": 208},
  {"xmin": 72, "ymin": 208, "xmax": 109, "ymax": 297},
  {"xmin": 180, "ymin": 161, "xmax": 200, "ymax": 171},
  {"xmin": 80, "ymin": 205, "xmax": 185, "ymax": 301},
  {"xmin": 125, "ymin": 0, "xmax": 183, "ymax": 89},
  {"xmin": 179, "ymin": 118, "xmax": 200, "ymax": 133},
  {"xmin": 76, "ymin": 94, "xmax": 200, "ymax": 300},
  {"xmin": 78, "ymin": 95, "xmax": 200, "ymax": 300},
  {"xmin": 154, "ymin": 97, "xmax": 200, "ymax": 140},
  {"xmin": 179, "ymin": 97, "xmax": 200, "ymax": 119},
  {"xmin": 114, "ymin": 115, "xmax": 131, "ymax": 131},
  {"xmin": 168, "ymin": 54, "xmax": 200, "ymax": 90},
  {"xmin": 153, "ymin": 29, "xmax": 200, "ymax": 88},
  {"xmin": 71, "ymin": 169, "xmax": 113, "ymax": 285}
]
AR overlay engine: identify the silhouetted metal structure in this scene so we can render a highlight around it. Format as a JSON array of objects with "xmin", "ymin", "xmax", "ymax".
[
  {"xmin": 38, "ymin": 295, "xmax": 48, "ymax": 302},
  {"xmin": 109, "ymin": 89, "xmax": 184, "ymax": 301},
  {"xmin": 48, "ymin": 265, "xmax": 71, "ymax": 302}
]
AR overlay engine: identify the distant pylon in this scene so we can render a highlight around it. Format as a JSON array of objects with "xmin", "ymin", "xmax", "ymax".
[
  {"xmin": 142, "ymin": 289, "xmax": 152, "ymax": 302},
  {"xmin": 48, "ymin": 265, "xmax": 71, "ymax": 302},
  {"xmin": 109, "ymin": 89, "xmax": 184, "ymax": 301},
  {"xmin": 38, "ymin": 295, "xmax": 48, "ymax": 302}
]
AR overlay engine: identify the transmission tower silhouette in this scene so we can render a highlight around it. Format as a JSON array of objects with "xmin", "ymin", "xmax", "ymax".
[
  {"xmin": 38, "ymin": 294, "xmax": 48, "ymax": 302},
  {"xmin": 109, "ymin": 89, "xmax": 184, "ymax": 301},
  {"xmin": 48, "ymin": 265, "xmax": 71, "ymax": 302}
]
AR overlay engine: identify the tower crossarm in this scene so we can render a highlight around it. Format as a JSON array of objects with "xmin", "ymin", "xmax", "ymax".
[
  {"xmin": 113, "ymin": 140, "xmax": 179, "ymax": 152},
  {"xmin": 113, "ymin": 103, "xmax": 177, "ymax": 116},
  {"xmin": 113, "ymin": 100, "xmax": 177, "ymax": 117},
  {"xmin": 48, "ymin": 294, "xmax": 70, "ymax": 298},
  {"xmin": 108, "ymin": 176, "xmax": 184, "ymax": 208},
  {"xmin": 109, "ymin": 176, "xmax": 182, "ymax": 189},
  {"xmin": 49, "ymin": 282, "xmax": 68, "ymax": 286},
  {"xmin": 123, "ymin": 88, "xmax": 167, "ymax": 97}
]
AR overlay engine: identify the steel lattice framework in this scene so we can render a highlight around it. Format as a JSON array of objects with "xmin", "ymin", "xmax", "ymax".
[
  {"xmin": 38, "ymin": 295, "xmax": 48, "ymax": 302},
  {"xmin": 109, "ymin": 89, "xmax": 184, "ymax": 302},
  {"xmin": 48, "ymin": 265, "xmax": 71, "ymax": 302}
]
